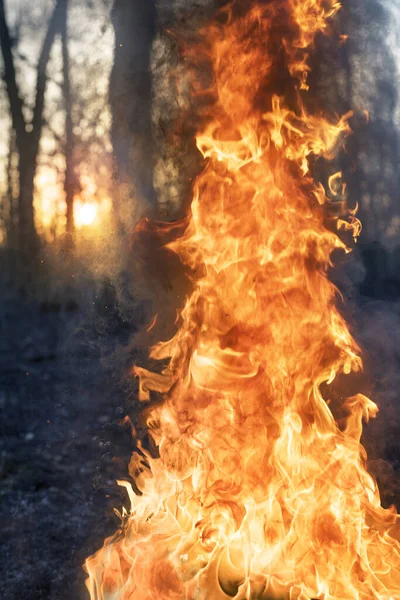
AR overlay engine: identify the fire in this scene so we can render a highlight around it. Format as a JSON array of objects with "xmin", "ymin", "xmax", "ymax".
[{"xmin": 86, "ymin": 1, "xmax": 400, "ymax": 599}]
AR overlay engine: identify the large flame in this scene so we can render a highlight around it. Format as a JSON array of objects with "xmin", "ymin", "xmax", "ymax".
[{"xmin": 86, "ymin": 1, "xmax": 400, "ymax": 598}]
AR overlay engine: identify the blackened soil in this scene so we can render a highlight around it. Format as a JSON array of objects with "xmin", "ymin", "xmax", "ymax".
[
  {"xmin": 0, "ymin": 293, "xmax": 140, "ymax": 600},
  {"xmin": 1, "ymin": 289, "xmax": 400, "ymax": 600}
]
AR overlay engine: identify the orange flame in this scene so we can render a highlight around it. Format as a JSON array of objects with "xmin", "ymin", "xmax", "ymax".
[{"xmin": 85, "ymin": 1, "xmax": 400, "ymax": 599}]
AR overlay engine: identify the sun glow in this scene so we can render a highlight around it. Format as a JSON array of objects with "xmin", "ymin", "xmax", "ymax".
[
  {"xmin": 34, "ymin": 168, "xmax": 111, "ymax": 236},
  {"xmin": 72, "ymin": 174, "xmax": 112, "ymax": 232},
  {"xmin": 74, "ymin": 200, "xmax": 98, "ymax": 228},
  {"xmin": 85, "ymin": 1, "xmax": 400, "ymax": 599}
]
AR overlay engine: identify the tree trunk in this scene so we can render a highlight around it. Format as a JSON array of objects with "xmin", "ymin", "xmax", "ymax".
[
  {"xmin": 18, "ymin": 143, "xmax": 38, "ymax": 255},
  {"xmin": 110, "ymin": 0, "xmax": 158, "ymax": 233},
  {"xmin": 5, "ymin": 126, "xmax": 17, "ymax": 245},
  {"xmin": 0, "ymin": 0, "xmax": 66, "ymax": 259},
  {"xmin": 61, "ymin": 0, "xmax": 75, "ymax": 245}
]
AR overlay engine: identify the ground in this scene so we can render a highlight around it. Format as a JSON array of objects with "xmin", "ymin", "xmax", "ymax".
[
  {"xmin": 0, "ymin": 286, "xmax": 141, "ymax": 600},
  {"xmin": 1, "ymin": 266, "xmax": 400, "ymax": 600}
]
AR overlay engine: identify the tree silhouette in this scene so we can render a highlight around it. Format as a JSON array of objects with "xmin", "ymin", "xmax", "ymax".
[
  {"xmin": 0, "ymin": 0, "xmax": 66, "ymax": 258},
  {"xmin": 109, "ymin": 0, "xmax": 158, "ymax": 234}
]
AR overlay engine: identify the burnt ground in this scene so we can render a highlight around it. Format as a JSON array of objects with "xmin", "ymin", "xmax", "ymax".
[
  {"xmin": 1, "ymin": 265, "xmax": 400, "ymax": 600},
  {"xmin": 0, "ymin": 284, "xmax": 143, "ymax": 600}
]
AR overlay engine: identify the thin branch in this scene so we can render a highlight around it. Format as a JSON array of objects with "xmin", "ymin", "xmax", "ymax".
[{"xmin": 44, "ymin": 121, "xmax": 64, "ymax": 145}]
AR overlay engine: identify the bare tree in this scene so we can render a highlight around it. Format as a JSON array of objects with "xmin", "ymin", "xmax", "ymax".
[
  {"xmin": 5, "ymin": 126, "xmax": 17, "ymax": 245},
  {"xmin": 109, "ymin": 0, "xmax": 158, "ymax": 233},
  {"xmin": 60, "ymin": 0, "xmax": 78, "ymax": 245},
  {"xmin": 0, "ymin": 0, "xmax": 65, "ymax": 256}
]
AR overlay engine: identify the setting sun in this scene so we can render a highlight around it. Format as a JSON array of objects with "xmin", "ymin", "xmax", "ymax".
[{"xmin": 74, "ymin": 201, "xmax": 98, "ymax": 228}]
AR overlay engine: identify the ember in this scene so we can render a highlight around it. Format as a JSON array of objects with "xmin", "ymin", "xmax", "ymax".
[{"xmin": 86, "ymin": 1, "xmax": 400, "ymax": 598}]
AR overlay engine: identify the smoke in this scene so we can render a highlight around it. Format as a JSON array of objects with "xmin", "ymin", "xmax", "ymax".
[
  {"xmin": 355, "ymin": 299, "xmax": 400, "ymax": 506},
  {"xmin": 49, "ymin": 0, "xmax": 400, "ymax": 518},
  {"xmin": 148, "ymin": 0, "xmax": 400, "ymax": 514}
]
